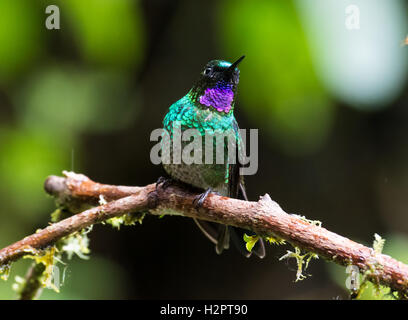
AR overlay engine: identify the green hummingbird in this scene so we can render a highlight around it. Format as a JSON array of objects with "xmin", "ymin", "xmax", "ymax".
[{"xmin": 160, "ymin": 56, "xmax": 265, "ymax": 258}]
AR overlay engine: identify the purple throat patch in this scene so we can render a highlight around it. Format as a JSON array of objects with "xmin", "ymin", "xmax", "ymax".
[{"xmin": 199, "ymin": 87, "xmax": 234, "ymax": 113}]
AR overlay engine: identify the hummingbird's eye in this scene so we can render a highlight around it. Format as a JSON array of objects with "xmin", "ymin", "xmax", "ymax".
[{"xmin": 203, "ymin": 67, "xmax": 212, "ymax": 76}]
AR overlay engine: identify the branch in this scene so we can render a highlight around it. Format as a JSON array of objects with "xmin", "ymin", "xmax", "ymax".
[
  {"xmin": 1, "ymin": 171, "xmax": 407, "ymax": 298},
  {"xmin": 18, "ymin": 262, "xmax": 46, "ymax": 300}
]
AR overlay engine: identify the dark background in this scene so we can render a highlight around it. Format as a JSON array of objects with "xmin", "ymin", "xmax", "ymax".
[{"xmin": 0, "ymin": 0, "xmax": 407, "ymax": 299}]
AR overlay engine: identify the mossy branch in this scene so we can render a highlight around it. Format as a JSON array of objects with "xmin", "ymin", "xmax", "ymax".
[{"xmin": 0, "ymin": 171, "xmax": 407, "ymax": 298}]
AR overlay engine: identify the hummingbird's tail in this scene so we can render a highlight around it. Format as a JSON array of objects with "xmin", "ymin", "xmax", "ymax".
[
  {"xmin": 192, "ymin": 164, "xmax": 266, "ymax": 258},
  {"xmin": 193, "ymin": 218, "xmax": 229, "ymax": 254}
]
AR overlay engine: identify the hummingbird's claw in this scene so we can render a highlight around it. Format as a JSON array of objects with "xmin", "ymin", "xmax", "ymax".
[
  {"xmin": 155, "ymin": 176, "xmax": 173, "ymax": 190},
  {"xmin": 193, "ymin": 188, "xmax": 213, "ymax": 209},
  {"xmin": 155, "ymin": 176, "xmax": 165, "ymax": 189}
]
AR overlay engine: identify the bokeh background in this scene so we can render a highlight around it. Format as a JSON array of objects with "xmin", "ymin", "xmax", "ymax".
[{"xmin": 1, "ymin": 0, "xmax": 408, "ymax": 299}]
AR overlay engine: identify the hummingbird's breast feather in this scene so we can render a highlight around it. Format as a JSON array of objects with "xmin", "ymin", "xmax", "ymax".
[{"xmin": 161, "ymin": 96, "xmax": 241, "ymax": 195}]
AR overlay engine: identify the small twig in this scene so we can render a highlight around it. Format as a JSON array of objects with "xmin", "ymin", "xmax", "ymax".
[
  {"xmin": 18, "ymin": 262, "xmax": 46, "ymax": 300},
  {"xmin": 0, "ymin": 171, "xmax": 407, "ymax": 298}
]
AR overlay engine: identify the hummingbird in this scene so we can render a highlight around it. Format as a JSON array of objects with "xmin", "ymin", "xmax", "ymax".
[{"xmin": 160, "ymin": 56, "xmax": 265, "ymax": 258}]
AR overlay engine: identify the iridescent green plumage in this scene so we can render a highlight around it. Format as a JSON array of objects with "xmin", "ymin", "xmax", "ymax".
[{"xmin": 162, "ymin": 93, "xmax": 241, "ymax": 193}]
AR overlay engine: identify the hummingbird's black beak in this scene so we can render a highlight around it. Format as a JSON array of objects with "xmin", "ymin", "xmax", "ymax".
[{"xmin": 227, "ymin": 55, "xmax": 245, "ymax": 72}]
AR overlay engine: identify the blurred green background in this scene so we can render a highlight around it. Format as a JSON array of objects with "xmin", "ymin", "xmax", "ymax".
[{"xmin": 1, "ymin": 0, "xmax": 408, "ymax": 299}]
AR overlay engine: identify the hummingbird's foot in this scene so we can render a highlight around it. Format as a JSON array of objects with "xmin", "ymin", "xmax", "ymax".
[
  {"xmin": 193, "ymin": 188, "xmax": 213, "ymax": 209},
  {"xmin": 155, "ymin": 176, "xmax": 173, "ymax": 190}
]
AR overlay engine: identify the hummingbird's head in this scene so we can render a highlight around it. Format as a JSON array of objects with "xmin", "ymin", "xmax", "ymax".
[{"xmin": 190, "ymin": 56, "xmax": 245, "ymax": 114}]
